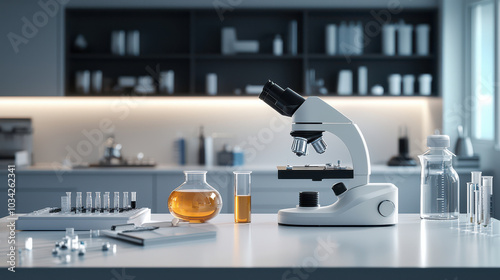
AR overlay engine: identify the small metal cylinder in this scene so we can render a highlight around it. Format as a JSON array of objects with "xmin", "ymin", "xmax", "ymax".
[
  {"xmin": 311, "ymin": 137, "xmax": 327, "ymax": 154},
  {"xmin": 291, "ymin": 137, "xmax": 308, "ymax": 156}
]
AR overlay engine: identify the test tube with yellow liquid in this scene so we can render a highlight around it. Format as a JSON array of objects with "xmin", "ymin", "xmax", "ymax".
[{"xmin": 234, "ymin": 171, "xmax": 252, "ymax": 223}]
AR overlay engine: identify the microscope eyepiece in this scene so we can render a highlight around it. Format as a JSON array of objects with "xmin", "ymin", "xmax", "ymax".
[{"xmin": 259, "ymin": 80, "xmax": 305, "ymax": 117}]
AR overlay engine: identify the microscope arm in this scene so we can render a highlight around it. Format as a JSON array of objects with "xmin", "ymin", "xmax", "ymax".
[
  {"xmin": 291, "ymin": 97, "xmax": 371, "ymax": 187},
  {"xmin": 292, "ymin": 123, "xmax": 370, "ymax": 187}
]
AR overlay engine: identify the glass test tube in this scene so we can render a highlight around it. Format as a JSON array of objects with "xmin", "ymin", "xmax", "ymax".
[
  {"xmin": 95, "ymin": 192, "xmax": 101, "ymax": 212},
  {"xmin": 61, "ymin": 196, "xmax": 70, "ymax": 213},
  {"xmin": 471, "ymin": 171, "xmax": 482, "ymax": 225},
  {"xmin": 103, "ymin": 192, "xmax": 110, "ymax": 213},
  {"xmin": 234, "ymin": 171, "xmax": 252, "ymax": 223},
  {"xmin": 113, "ymin": 192, "xmax": 120, "ymax": 212},
  {"xmin": 467, "ymin": 182, "xmax": 472, "ymax": 223},
  {"xmin": 75, "ymin": 192, "xmax": 83, "ymax": 213},
  {"xmin": 123, "ymin": 192, "xmax": 129, "ymax": 210},
  {"xmin": 474, "ymin": 183, "xmax": 481, "ymax": 225},
  {"xmin": 66, "ymin": 192, "xmax": 72, "ymax": 211},
  {"xmin": 482, "ymin": 176, "xmax": 493, "ymax": 227},
  {"xmin": 86, "ymin": 192, "xmax": 92, "ymax": 212},
  {"xmin": 131, "ymin": 192, "xmax": 137, "ymax": 209}
]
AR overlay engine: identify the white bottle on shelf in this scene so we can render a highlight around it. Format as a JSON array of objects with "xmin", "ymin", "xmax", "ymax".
[
  {"xmin": 397, "ymin": 22, "xmax": 413, "ymax": 56},
  {"xmin": 273, "ymin": 35, "xmax": 283, "ymax": 56},
  {"xmin": 126, "ymin": 30, "xmax": 140, "ymax": 56},
  {"xmin": 416, "ymin": 24, "xmax": 430, "ymax": 55},
  {"xmin": 337, "ymin": 70, "xmax": 353, "ymax": 95},
  {"xmin": 402, "ymin": 75, "xmax": 415, "ymax": 95},
  {"xmin": 91, "ymin": 70, "xmax": 103, "ymax": 93},
  {"xmin": 288, "ymin": 20, "xmax": 298, "ymax": 55},
  {"xmin": 206, "ymin": 73, "xmax": 217, "ymax": 95},
  {"xmin": 382, "ymin": 24, "xmax": 396, "ymax": 56},
  {"xmin": 353, "ymin": 21, "xmax": 363, "ymax": 54},
  {"xmin": 388, "ymin": 74, "xmax": 402, "ymax": 95},
  {"xmin": 111, "ymin": 30, "xmax": 125, "ymax": 55},
  {"xmin": 358, "ymin": 66, "xmax": 368, "ymax": 95},
  {"xmin": 325, "ymin": 24, "xmax": 336, "ymax": 55},
  {"xmin": 418, "ymin": 74, "xmax": 432, "ymax": 95},
  {"xmin": 337, "ymin": 21, "xmax": 347, "ymax": 55}
]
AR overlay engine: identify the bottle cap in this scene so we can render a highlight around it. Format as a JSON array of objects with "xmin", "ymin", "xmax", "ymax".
[
  {"xmin": 471, "ymin": 171, "xmax": 482, "ymax": 185},
  {"xmin": 427, "ymin": 134, "xmax": 450, "ymax": 147}
]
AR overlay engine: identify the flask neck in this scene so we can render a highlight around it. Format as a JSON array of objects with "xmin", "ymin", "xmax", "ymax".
[{"xmin": 185, "ymin": 172, "xmax": 207, "ymax": 183}]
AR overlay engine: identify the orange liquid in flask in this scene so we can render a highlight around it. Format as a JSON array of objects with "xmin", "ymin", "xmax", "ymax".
[{"xmin": 168, "ymin": 189, "xmax": 222, "ymax": 223}]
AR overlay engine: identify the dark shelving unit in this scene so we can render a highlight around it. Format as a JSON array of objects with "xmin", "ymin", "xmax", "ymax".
[{"xmin": 65, "ymin": 8, "xmax": 439, "ymax": 97}]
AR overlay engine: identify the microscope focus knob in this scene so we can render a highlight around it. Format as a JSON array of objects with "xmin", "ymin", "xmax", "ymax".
[
  {"xmin": 378, "ymin": 200, "xmax": 395, "ymax": 217},
  {"xmin": 299, "ymin": 191, "xmax": 319, "ymax": 207},
  {"xmin": 332, "ymin": 182, "xmax": 347, "ymax": 196}
]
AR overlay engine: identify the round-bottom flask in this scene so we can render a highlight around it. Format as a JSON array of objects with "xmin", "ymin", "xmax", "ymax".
[{"xmin": 168, "ymin": 171, "xmax": 222, "ymax": 223}]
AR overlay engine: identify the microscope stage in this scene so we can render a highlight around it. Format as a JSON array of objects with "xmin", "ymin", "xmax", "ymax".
[{"xmin": 277, "ymin": 165, "xmax": 354, "ymax": 181}]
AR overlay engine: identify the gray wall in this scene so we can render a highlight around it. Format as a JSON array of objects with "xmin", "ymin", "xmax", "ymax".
[{"xmin": 0, "ymin": 0, "xmax": 63, "ymax": 96}]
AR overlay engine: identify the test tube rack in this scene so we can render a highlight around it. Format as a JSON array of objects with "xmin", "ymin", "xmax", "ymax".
[{"xmin": 16, "ymin": 207, "xmax": 151, "ymax": 231}]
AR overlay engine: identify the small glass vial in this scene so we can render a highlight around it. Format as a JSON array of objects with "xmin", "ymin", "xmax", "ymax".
[
  {"xmin": 75, "ymin": 192, "xmax": 83, "ymax": 213},
  {"xmin": 131, "ymin": 192, "xmax": 137, "ymax": 209},
  {"xmin": 123, "ymin": 192, "xmax": 129, "ymax": 210},
  {"xmin": 234, "ymin": 171, "xmax": 252, "ymax": 223},
  {"xmin": 66, "ymin": 192, "xmax": 72, "ymax": 211},
  {"xmin": 61, "ymin": 196, "xmax": 70, "ymax": 213},
  {"xmin": 113, "ymin": 192, "xmax": 120, "ymax": 212},
  {"xmin": 103, "ymin": 192, "xmax": 110, "ymax": 213},
  {"xmin": 86, "ymin": 192, "xmax": 92, "ymax": 213},
  {"xmin": 95, "ymin": 192, "xmax": 102, "ymax": 213}
]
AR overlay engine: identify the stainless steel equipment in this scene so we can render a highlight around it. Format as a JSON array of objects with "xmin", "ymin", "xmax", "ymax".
[
  {"xmin": 0, "ymin": 118, "xmax": 33, "ymax": 167},
  {"xmin": 101, "ymin": 135, "xmax": 123, "ymax": 165}
]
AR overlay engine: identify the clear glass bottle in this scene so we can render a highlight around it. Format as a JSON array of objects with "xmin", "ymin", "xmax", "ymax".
[
  {"xmin": 419, "ymin": 134, "xmax": 459, "ymax": 220},
  {"xmin": 168, "ymin": 171, "xmax": 222, "ymax": 223}
]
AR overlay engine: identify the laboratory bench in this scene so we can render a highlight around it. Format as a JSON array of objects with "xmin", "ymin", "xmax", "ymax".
[
  {"xmin": 1, "ymin": 214, "xmax": 499, "ymax": 279},
  {"xmin": 0, "ymin": 165, "xmax": 491, "ymax": 218}
]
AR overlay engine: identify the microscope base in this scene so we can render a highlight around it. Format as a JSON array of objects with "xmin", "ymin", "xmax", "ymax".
[{"xmin": 278, "ymin": 183, "xmax": 398, "ymax": 226}]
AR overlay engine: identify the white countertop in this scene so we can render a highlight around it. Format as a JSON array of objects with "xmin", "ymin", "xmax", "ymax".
[{"xmin": 2, "ymin": 214, "xmax": 500, "ymax": 268}]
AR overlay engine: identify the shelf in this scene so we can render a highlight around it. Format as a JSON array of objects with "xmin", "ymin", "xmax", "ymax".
[
  {"xmin": 195, "ymin": 54, "xmax": 304, "ymax": 60},
  {"xmin": 65, "ymin": 8, "xmax": 439, "ymax": 97},
  {"xmin": 308, "ymin": 54, "xmax": 435, "ymax": 60},
  {"xmin": 69, "ymin": 54, "xmax": 191, "ymax": 60},
  {"xmin": 65, "ymin": 92, "xmax": 438, "ymax": 97}
]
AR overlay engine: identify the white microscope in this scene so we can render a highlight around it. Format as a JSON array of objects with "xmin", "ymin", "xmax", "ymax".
[{"xmin": 259, "ymin": 81, "xmax": 398, "ymax": 226}]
